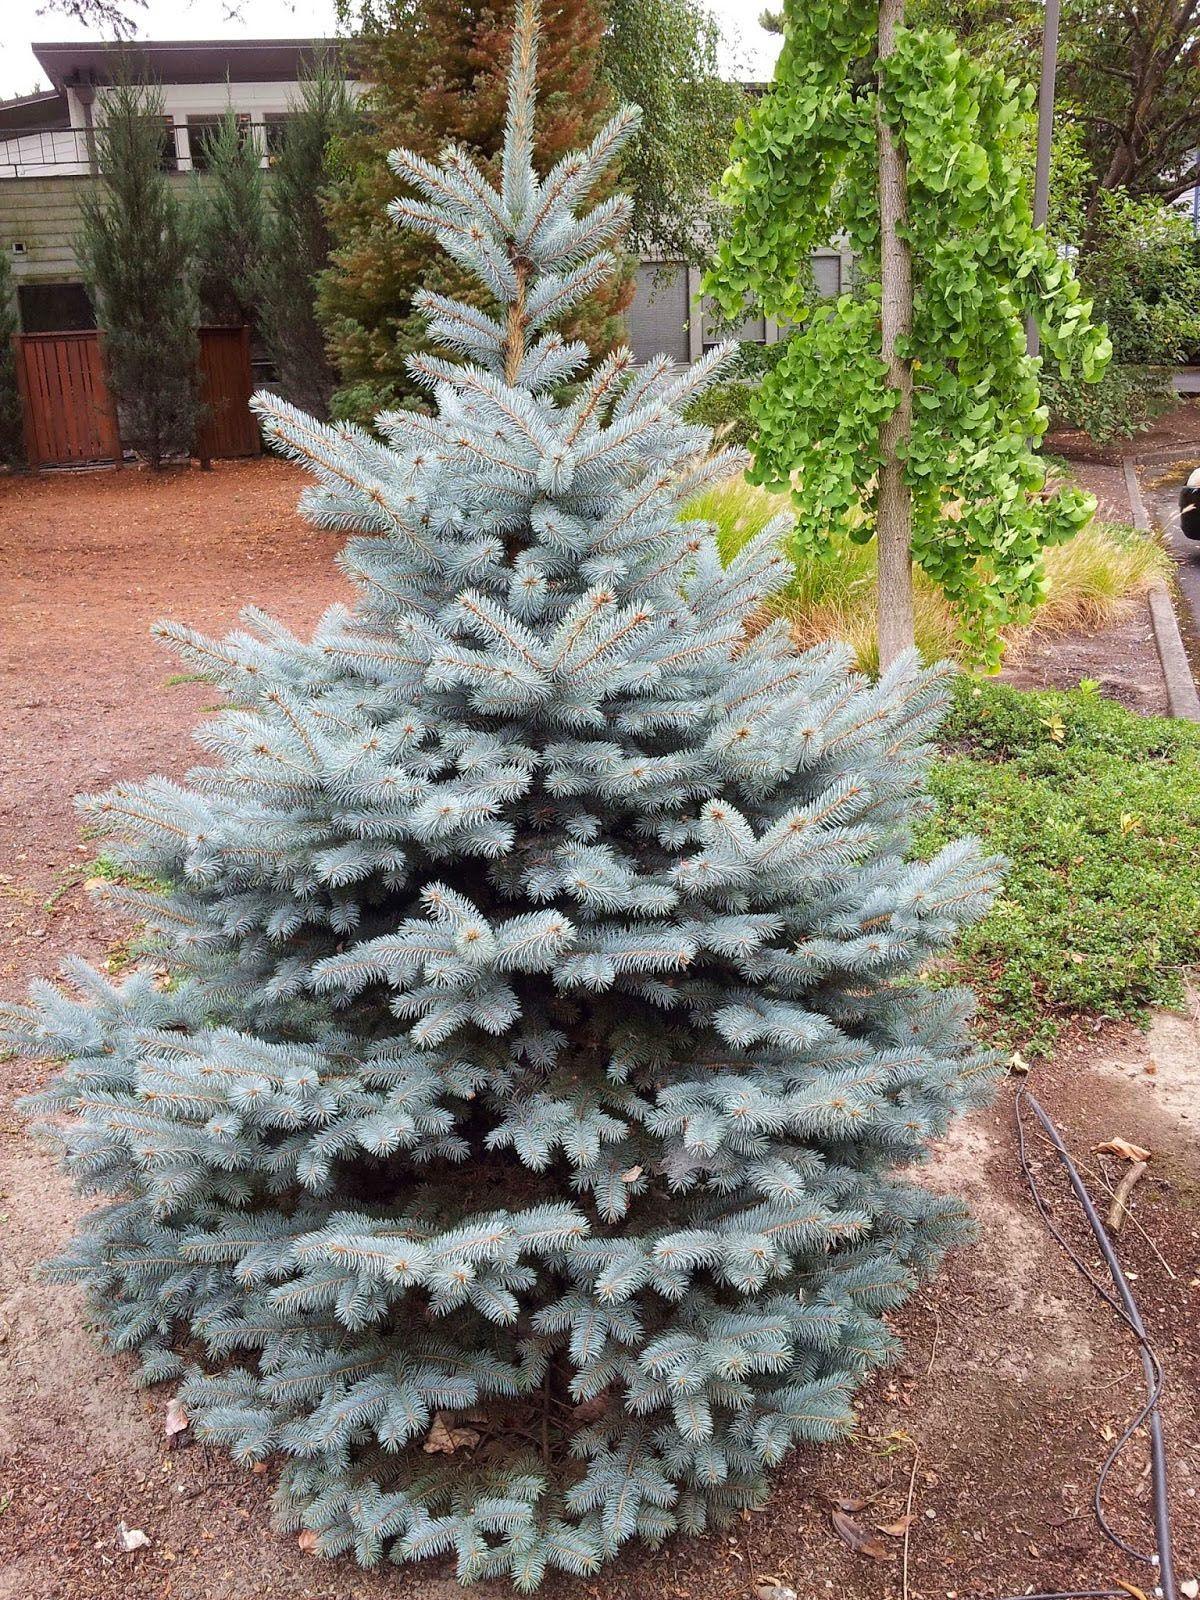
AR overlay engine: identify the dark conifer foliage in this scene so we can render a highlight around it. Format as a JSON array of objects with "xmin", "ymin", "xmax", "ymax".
[
  {"xmin": 192, "ymin": 107, "xmax": 269, "ymax": 329},
  {"xmin": 257, "ymin": 63, "xmax": 359, "ymax": 420},
  {"xmin": 76, "ymin": 76, "xmax": 199, "ymax": 467},
  {"xmin": 0, "ymin": 243, "xmax": 22, "ymax": 466}
]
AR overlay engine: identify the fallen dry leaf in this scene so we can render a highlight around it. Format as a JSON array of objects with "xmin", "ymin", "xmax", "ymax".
[
  {"xmin": 118, "ymin": 1521, "xmax": 151, "ymax": 1553},
  {"xmin": 1178, "ymin": 1580, "xmax": 1198, "ymax": 1600},
  {"xmin": 164, "ymin": 1396, "xmax": 189, "ymax": 1442},
  {"xmin": 297, "ymin": 1529, "xmax": 320, "ymax": 1553},
  {"xmin": 422, "ymin": 1410, "xmax": 482, "ymax": 1455},
  {"xmin": 875, "ymin": 1514, "xmax": 915, "ymax": 1537},
  {"xmin": 827, "ymin": 1490, "xmax": 869, "ymax": 1513},
  {"xmin": 1114, "ymin": 1582, "xmax": 1151, "ymax": 1600},
  {"xmin": 1095, "ymin": 1137, "xmax": 1152, "ymax": 1163},
  {"xmin": 620, "ymin": 1165, "xmax": 643, "ymax": 1183},
  {"xmin": 830, "ymin": 1506, "xmax": 892, "ymax": 1561},
  {"xmin": 1009, "ymin": 1050, "xmax": 1030, "ymax": 1076}
]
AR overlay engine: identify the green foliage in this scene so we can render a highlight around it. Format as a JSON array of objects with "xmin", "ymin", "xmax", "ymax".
[
  {"xmin": 704, "ymin": 0, "xmax": 1111, "ymax": 670},
  {"xmin": 258, "ymin": 62, "xmax": 359, "ymax": 420},
  {"xmin": 1078, "ymin": 190, "xmax": 1200, "ymax": 366},
  {"xmin": 192, "ymin": 109, "xmax": 269, "ymax": 328},
  {"xmin": 682, "ymin": 341, "xmax": 785, "ymax": 447},
  {"xmin": 602, "ymin": 0, "xmax": 747, "ymax": 261},
  {"xmin": 0, "ymin": 241, "xmax": 22, "ymax": 467},
  {"xmin": 77, "ymin": 77, "xmax": 199, "ymax": 467},
  {"xmin": 1058, "ymin": 0, "xmax": 1200, "ymax": 207},
  {"xmin": 911, "ymin": 0, "xmax": 1200, "ymax": 213},
  {"xmin": 919, "ymin": 678, "xmax": 1200, "ymax": 1052},
  {"xmin": 1039, "ymin": 362, "xmax": 1176, "ymax": 445}
]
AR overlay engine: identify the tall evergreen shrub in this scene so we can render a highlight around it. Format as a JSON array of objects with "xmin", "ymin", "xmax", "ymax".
[
  {"xmin": 258, "ymin": 63, "xmax": 359, "ymax": 420},
  {"xmin": 192, "ymin": 107, "xmax": 269, "ymax": 329},
  {"xmin": 6, "ymin": 4, "xmax": 1001, "ymax": 1584},
  {"xmin": 0, "ymin": 242, "xmax": 22, "ymax": 466},
  {"xmin": 77, "ymin": 78, "xmax": 199, "ymax": 467}
]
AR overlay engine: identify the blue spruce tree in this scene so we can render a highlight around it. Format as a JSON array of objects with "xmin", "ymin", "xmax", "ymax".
[{"xmin": 3, "ymin": 2, "xmax": 1002, "ymax": 1585}]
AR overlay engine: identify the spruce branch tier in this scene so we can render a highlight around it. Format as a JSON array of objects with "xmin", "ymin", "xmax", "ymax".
[{"xmin": 4, "ymin": 0, "xmax": 1002, "ymax": 1585}]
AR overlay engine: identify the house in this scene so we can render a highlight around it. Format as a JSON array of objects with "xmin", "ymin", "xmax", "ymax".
[
  {"xmin": 0, "ymin": 37, "xmax": 848, "ymax": 360},
  {"xmin": 0, "ymin": 39, "xmax": 361, "ymax": 338}
]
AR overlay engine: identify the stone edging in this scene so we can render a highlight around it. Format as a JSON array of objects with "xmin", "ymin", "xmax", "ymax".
[{"xmin": 1123, "ymin": 457, "xmax": 1200, "ymax": 723}]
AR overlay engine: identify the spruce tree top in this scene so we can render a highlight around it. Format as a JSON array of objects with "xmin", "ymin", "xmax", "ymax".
[{"xmin": 6, "ymin": 2, "xmax": 1001, "ymax": 1587}]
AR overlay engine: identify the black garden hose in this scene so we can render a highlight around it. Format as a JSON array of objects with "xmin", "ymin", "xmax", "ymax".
[{"xmin": 994, "ymin": 1084, "xmax": 1179, "ymax": 1600}]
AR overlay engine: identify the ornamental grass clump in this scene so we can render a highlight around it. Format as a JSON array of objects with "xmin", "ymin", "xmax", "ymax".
[{"xmin": 3, "ymin": 3, "xmax": 1002, "ymax": 1585}]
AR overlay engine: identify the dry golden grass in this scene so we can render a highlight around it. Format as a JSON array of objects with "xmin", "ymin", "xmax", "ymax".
[{"xmin": 686, "ymin": 477, "xmax": 1172, "ymax": 671}]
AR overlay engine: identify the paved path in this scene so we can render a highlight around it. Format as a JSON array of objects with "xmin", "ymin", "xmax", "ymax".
[{"xmin": 1149, "ymin": 478, "xmax": 1200, "ymax": 656}]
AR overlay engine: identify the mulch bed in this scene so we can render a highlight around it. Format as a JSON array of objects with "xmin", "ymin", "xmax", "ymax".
[{"xmin": 1, "ymin": 458, "xmax": 1197, "ymax": 1600}]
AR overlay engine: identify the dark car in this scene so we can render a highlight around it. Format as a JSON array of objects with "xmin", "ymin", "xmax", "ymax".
[{"xmin": 1180, "ymin": 468, "xmax": 1200, "ymax": 539}]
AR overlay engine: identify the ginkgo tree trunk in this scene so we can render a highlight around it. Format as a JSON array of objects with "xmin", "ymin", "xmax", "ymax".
[
  {"xmin": 875, "ymin": 0, "xmax": 915, "ymax": 665},
  {"xmin": 705, "ymin": 0, "xmax": 1111, "ymax": 671}
]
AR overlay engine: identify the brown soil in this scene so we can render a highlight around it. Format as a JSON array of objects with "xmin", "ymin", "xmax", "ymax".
[
  {"xmin": 1001, "ymin": 601, "xmax": 1170, "ymax": 715},
  {"xmin": 1047, "ymin": 395, "xmax": 1200, "ymax": 473},
  {"xmin": 2, "ymin": 460, "xmax": 1198, "ymax": 1600}
]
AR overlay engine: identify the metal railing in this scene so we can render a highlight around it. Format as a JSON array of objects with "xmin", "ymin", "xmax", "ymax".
[{"xmin": 0, "ymin": 126, "xmax": 97, "ymax": 178}]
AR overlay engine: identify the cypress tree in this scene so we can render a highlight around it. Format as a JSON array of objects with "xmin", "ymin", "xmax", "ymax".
[
  {"xmin": 258, "ymin": 62, "xmax": 359, "ymax": 420},
  {"xmin": 77, "ymin": 77, "xmax": 199, "ymax": 467},
  {"xmin": 6, "ymin": 4, "xmax": 1000, "ymax": 1584},
  {"xmin": 0, "ymin": 241, "xmax": 22, "ymax": 467},
  {"xmin": 318, "ymin": 0, "xmax": 628, "ymax": 423},
  {"xmin": 192, "ymin": 106, "xmax": 269, "ymax": 329}
]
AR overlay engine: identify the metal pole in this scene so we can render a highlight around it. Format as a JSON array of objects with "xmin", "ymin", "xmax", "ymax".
[{"xmin": 1027, "ymin": 0, "xmax": 1061, "ymax": 358}]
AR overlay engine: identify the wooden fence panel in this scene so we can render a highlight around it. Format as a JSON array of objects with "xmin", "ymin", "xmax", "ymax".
[
  {"xmin": 196, "ymin": 326, "xmax": 261, "ymax": 462},
  {"xmin": 13, "ymin": 331, "xmax": 121, "ymax": 468}
]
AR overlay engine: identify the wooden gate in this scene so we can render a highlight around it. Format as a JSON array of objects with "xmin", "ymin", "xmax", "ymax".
[
  {"xmin": 13, "ymin": 331, "xmax": 122, "ymax": 468},
  {"xmin": 196, "ymin": 326, "xmax": 261, "ymax": 462}
]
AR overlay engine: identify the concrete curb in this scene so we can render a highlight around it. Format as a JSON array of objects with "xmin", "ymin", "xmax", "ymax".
[
  {"xmin": 1147, "ymin": 584, "xmax": 1200, "ymax": 723},
  {"xmin": 1123, "ymin": 456, "xmax": 1200, "ymax": 723}
]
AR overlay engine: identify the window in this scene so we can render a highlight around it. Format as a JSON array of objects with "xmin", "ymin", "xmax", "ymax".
[
  {"xmin": 628, "ymin": 263, "xmax": 690, "ymax": 365},
  {"xmin": 812, "ymin": 253, "xmax": 842, "ymax": 298},
  {"xmin": 17, "ymin": 282, "xmax": 96, "ymax": 334},
  {"xmin": 187, "ymin": 113, "xmax": 251, "ymax": 171},
  {"xmin": 701, "ymin": 294, "xmax": 767, "ymax": 352}
]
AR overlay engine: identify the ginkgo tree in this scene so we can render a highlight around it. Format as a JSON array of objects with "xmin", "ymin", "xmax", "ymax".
[{"xmin": 705, "ymin": 0, "xmax": 1112, "ymax": 670}]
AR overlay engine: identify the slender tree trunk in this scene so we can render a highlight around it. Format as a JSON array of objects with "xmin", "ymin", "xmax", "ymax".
[{"xmin": 876, "ymin": 0, "xmax": 915, "ymax": 668}]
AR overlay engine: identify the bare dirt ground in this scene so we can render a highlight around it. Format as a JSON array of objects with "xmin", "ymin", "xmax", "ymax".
[{"xmin": 2, "ymin": 460, "xmax": 1198, "ymax": 1600}]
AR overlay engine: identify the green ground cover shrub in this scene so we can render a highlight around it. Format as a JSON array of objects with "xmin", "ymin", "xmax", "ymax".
[{"xmin": 919, "ymin": 678, "xmax": 1200, "ymax": 1052}]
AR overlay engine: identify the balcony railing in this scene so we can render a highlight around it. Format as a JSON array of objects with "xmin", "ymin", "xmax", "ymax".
[
  {"xmin": 0, "ymin": 119, "xmax": 291, "ymax": 179},
  {"xmin": 0, "ymin": 126, "xmax": 97, "ymax": 178}
]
